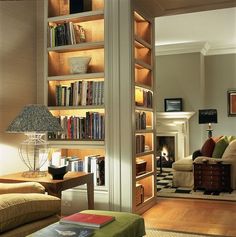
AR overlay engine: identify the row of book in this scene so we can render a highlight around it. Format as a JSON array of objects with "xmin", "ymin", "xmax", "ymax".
[
  {"xmin": 135, "ymin": 90, "xmax": 153, "ymax": 108},
  {"xmin": 48, "ymin": 112, "xmax": 105, "ymax": 140},
  {"xmin": 135, "ymin": 111, "xmax": 146, "ymax": 130},
  {"xmin": 52, "ymin": 155, "xmax": 105, "ymax": 186},
  {"xmin": 55, "ymin": 81, "xmax": 104, "ymax": 107},
  {"xmin": 136, "ymin": 135, "xmax": 145, "ymax": 154},
  {"xmin": 48, "ymin": 22, "xmax": 86, "ymax": 47}
]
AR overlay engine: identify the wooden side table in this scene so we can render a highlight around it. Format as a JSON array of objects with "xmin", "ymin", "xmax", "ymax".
[
  {"xmin": 0, "ymin": 171, "xmax": 94, "ymax": 209},
  {"xmin": 194, "ymin": 161, "xmax": 231, "ymax": 193}
]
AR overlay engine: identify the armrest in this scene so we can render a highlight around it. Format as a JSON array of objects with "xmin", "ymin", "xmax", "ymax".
[
  {"xmin": 0, "ymin": 182, "xmax": 45, "ymax": 194},
  {"xmin": 193, "ymin": 156, "xmax": 219, "ymax": 163}
]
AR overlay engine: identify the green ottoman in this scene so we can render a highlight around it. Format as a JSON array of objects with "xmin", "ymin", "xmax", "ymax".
[
  {"xmin": 81, "ymin": 210, "xmax": 145, "ymax": 237},
  {"xmin": 28, "ymin": 210, "xmax": 146, "ymax": 237}
]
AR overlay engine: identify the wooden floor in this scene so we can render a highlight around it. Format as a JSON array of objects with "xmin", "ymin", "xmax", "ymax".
[{"xmin": 142, "ymin": 198, "xmax": 236, "ymax": 237}]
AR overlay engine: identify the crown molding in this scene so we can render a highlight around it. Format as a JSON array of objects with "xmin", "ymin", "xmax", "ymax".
[{"xmin": 155, "ymin": 41, "xmax": 236, "ymax": 56}]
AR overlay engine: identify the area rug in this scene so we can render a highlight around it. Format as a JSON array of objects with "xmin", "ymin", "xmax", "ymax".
[
  {"xmin": 157, "ymin": 169, "xmax": 236, "ymax": 201},
  {"xmin": 145, "ymin": 228, "xmax": 216, "ymax": 237}
]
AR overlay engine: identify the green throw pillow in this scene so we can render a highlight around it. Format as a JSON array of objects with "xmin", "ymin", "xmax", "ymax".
[{"xmin": 212, "ymin": 136, "xmax": 229, "ymax": 158}]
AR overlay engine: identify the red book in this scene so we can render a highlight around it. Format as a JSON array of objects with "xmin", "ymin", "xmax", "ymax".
[{"xmin": 60, "ymin": 213, "xmax": 115, "ymax": 228}]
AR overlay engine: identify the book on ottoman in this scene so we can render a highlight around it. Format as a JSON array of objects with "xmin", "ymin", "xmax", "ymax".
[{"xmin": 60, "ymin": 212, "xmax": 115, "ymax": 228}]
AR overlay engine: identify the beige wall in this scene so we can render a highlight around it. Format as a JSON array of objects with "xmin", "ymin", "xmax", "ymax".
[
  {"xmin": 205, "ymin": 54, "xmax": 236, "ymax": 136},
  {"xmin": 156, "ymin": 52, "xmax": 236, "ymax": 154},
  {"xmin": 0, "ymin": 1, "xmax": 37, "ymax": 175},
  {"xmin": 156, "ymin": 53, "xmax": 204, "ymax": 152}
]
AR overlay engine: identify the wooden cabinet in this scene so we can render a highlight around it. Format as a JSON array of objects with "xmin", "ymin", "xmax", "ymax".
[{"xmin": 194, "ymin": 162, "xmax": 231, "ymax": 192}]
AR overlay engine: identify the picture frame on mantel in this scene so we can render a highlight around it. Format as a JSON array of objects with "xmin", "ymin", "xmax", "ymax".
[
  {"xmin": 164, "ymin": 98, "xmax": 183, "ymax": 112},
  {"xmin": 228, "ymin": 89, "xmax": 236, "ymax": 116}
]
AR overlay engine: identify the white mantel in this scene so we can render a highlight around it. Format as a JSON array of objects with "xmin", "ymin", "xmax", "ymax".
[{"xmin": 156, "ymin": 112, "xmax": 195, "ymax": 160}]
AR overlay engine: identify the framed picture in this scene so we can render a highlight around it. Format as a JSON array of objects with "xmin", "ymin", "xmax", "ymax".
[
  {"xmin": 228, "ymin": 89, "xmax": 236, "ymax": 116},
  {"xmin": 164, "ymin": 98, "xmax": 183, "ymax": 112}
]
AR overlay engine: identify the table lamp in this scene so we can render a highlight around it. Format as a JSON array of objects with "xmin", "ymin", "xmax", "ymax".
[
  {"xmin": 6, "ymin": 104, "xmax": 63, "ymax": 177},
  {"xmin": 198, "ymin": 109, "xmax": 218, "ymax": 138}
]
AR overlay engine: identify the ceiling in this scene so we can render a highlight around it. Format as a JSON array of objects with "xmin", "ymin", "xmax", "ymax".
[
  {"xmin": 155, "ymin": 7, "xmax": 236, "ymax": 48},
  {"xmin": 134, "ymin": 0, "xmax": 236, "ymax": 18},
  {"xmin": 133, "ymin": 0, "xmax": 236, "ymax": 54}
]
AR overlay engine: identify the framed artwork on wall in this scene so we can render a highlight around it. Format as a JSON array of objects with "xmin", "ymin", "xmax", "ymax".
[
  {"xmin": 228, "ymin": 89, "xmax": 236, "ymax": 116},
  {"xmin": 164, "ymin": 98, "xmax": 183, "ymax": 112}
]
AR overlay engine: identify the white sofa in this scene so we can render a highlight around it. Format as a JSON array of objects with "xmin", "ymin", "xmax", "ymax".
[{"xmin": 172, "ymin": 139, "xmax": 236, "ymax": 189}]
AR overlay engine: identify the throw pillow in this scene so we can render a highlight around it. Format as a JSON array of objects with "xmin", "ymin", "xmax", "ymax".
[
  {"xmin": 192, "ymin": 149, "xmax": 202, "ymax": 161},
  {"xmin": 200, "ymin": 138, "xmax": 215, "ymax": 157},
  {"xmin": 222, "ymin": 139, "xmax": 236, "ymax": 159},
  {"xmin": 227, "ymin": 135, "xmax": 236, "ymax": 143},
  {"xmin": 212, "ymin": 136, "xmax": 229, "ymax": 158}
]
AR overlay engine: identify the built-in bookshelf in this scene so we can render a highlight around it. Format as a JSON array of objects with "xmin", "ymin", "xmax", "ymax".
[
  {"xmin": 45, "ymin": 0, "xmax": 107, "ymax": 196},
  {"xmin": 133, "ymin": 10, "xmax": 156, "ymax": 213}
]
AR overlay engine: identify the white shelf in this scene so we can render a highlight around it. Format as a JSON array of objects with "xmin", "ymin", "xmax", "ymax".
[
  {"xmin": 135, "ymin": 129, "xmax": 154, "ymax": 134},
  {"xmin": 135, "ymin": 59, "xmax": 152, "ymax": 70},
  {"xmin": 48, "ymin": 10, "xmax": 104, "ymax": 24},
  {"xmin": 135, "ymin": 35, "xmax": 152, "ymax": 49},
  {"xmin": 136, "ymin": 150, "xmax": 154, "ymax": 157},
  {"xmin": 136, "ymin": 171, "xmax": 154, "ymax": 181},
  {"xmin": 47, "ymin": 41, "xmax": 104, "ymax": 53},
  {"xmin": 48, "ymin": 140, "xmax": 105, "ymax": 148},
  {"xmin": 135, "ymin": 83, "xmax": 152, "ymax": 91},
  {"xmin": 47, "ymin": 72, "xmax": 104, "ymax": 81},
  {"xmin": 135, "ymin": 106, "xmax": 153, "ymax": 112},
  {"xmin": 48, "ymin": 105, "xmax": 105, "ymax": 110}
]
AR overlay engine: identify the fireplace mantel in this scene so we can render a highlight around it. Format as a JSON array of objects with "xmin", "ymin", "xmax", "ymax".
[{"xmin": 156, "ymin": 112, "xmax": 195, "ymax": 160}]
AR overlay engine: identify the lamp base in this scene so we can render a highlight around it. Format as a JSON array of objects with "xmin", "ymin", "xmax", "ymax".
[
  {"xmin": 206, "ymin": 129, "xmax": 213, "ymax": 138},
  {"xmin": 21, "ymin": 170, "xmax": 47, "ymax": 178}
]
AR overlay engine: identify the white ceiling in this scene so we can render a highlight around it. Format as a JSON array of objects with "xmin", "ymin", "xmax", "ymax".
[{"xmin": 155, "ymin": 7, "xmax": 236, "ymax": 49}]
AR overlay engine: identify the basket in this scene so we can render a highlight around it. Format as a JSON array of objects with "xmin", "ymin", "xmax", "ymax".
[
  {"xmin": 68, "ymin": 56, "xmax": 91, "ymax": 74},
  {"xmin": 136, "ymin": 183, "xmax": 144, "ymax": 206},
  {"xmin": 136, "ymin": 159, "xmax": 147, "ymax": 176}
]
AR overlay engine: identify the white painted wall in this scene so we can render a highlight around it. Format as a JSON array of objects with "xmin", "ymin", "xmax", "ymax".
[
  {"xmin": 205, "ymin": 54, "xmax": 236, "ymax": 136},
  {"xmin": 156, "ymin": 52, "xmax": 236, "ymax": 154},
  {"xmin": 156, "ymin": 53, "xmax": 203, "ymax": 153},
  {"xmin": 0, "ymin": 1, "xmax": 37, "ymax": 175}
]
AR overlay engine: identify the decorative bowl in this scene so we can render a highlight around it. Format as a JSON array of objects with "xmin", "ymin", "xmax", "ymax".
[
  {"xmin": 48, "ymin": 165, "xmax": 69, "ymax": 180},
  {"xmin": 68, "ymin": 56, "xmax": 91, "ymax": 74}
]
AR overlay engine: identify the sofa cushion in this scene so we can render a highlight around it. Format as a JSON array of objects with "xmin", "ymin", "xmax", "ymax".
[
  {"xmin": 0, "ymin": 193, "xmax": 60, "ymax": 234},
  {"xmin": 222, "ymin": 139, "xmax": 236, "ymax": 159},
  {"xmin": 0, "ymin": 182, "xmax": 45, "ymax": 195},
  {"xmin": 192, "ymin": 149, "xmax": 202, "ymax": 161},
  {"xmin": 172, "ymin": 156, "xmax": 193, "ymax": 171},
  {"xmin": 200, "ymin": 138, "xmax": 215, "ymax": 157},
  {"xmin": 212, "ymin": 136, "xmax": 229, "ymax": 158},
  {"xmin": 226, "ymin": 136, "xmax": 236, "ymax": 143}
]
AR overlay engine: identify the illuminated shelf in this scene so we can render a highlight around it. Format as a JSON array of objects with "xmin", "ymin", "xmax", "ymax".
[
  {"xmin": 48, "ymin": 10, "xmax": 104, "ymax": 24},
  {"xmin": 47, "ymin": 72, "xmax": 104, "ymax": 81}
]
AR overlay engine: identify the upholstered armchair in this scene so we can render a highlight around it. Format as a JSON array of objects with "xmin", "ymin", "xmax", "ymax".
[{"xmin": 0, "ymin": 182, "xmax": 61, "ymax": 237}]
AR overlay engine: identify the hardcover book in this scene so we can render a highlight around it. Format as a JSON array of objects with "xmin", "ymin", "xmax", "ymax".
[
  {"xmin": 30, "ymin": 222, "xmax": 94, "ymax": 237},
  {"xmin": 60, "ymin": 212, "xmax": 115, "ymax": 228}
]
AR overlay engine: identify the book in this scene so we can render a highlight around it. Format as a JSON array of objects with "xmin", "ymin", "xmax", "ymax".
[
  {"xmin": 60, "ymin": 212, "xmax": 115, "ymax": 228},
  {"xmin": 31, "ymin": 222, "xmax": 94, "ymax": 237}
]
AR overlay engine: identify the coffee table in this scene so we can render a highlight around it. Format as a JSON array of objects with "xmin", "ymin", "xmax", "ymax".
[{"xmin": 0, "ymin": 171, "xmax": 94, "ymax": 209}]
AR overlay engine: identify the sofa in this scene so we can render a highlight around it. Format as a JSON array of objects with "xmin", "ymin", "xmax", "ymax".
[
  {"xmin": 0, "ymin": 182, "xmax": 61, "ymax": 237},
  {"xmin": 172, "ymin": 136, "xmax": 236, "ymax": 188}
]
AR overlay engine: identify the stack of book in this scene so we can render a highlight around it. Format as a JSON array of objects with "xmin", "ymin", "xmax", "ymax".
[
  {"xmin": 135, "ymin": 111, "xmax": 146, "ymax": 130},
  {"xmin": 84, "ymin": 155, "xmax": 105, "ymax": 186},
  {"xmin": 136, "ymin": 135, "xmax": 145, "ymax": 154}
]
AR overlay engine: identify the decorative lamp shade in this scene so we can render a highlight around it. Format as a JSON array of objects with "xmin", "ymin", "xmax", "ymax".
[
  {"xmin": 6, "ymin": 104, "xmax": 63, "ymax": 133},
  {"xmin": 198, "ymin": 109, "xmax": 218, "ymax": 124}
]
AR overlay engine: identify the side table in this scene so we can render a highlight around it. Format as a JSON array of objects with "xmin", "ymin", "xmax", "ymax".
[
  {"xmin": 194, "ymin": 161, "xmax": 231, "ymax": 193},
  {"xmin": 0, "ymin": 171, "xmax": 94, "ymax": 209}
]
